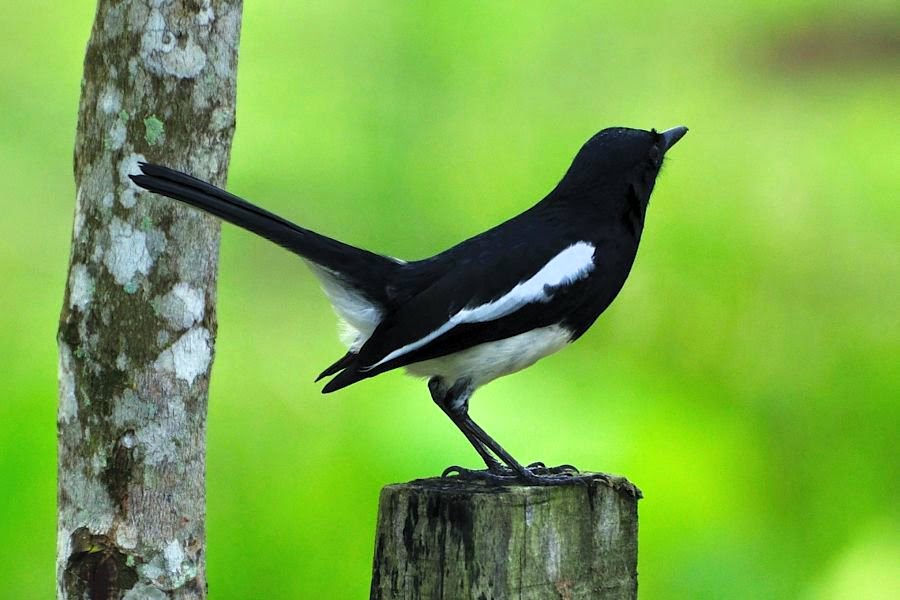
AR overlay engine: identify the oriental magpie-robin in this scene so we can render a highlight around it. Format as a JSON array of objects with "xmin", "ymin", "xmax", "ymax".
[{"xmin": 131, "ymin": 125, "xmax": 687, "ymax": 484}]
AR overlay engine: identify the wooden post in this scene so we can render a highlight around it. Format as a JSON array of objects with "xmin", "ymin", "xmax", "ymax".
[{"xmin": 370, "ymin": 475, "xmax": 641, "ymax": 600}]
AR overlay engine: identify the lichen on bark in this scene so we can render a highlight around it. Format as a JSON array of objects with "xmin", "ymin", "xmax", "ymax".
[{"xmin": 58, "ymin": 1, "xmax": 242, "ymax": 598}]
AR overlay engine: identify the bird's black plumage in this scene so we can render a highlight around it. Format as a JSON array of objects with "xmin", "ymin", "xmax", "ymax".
[
  {"xmin": 131, "ymin": 162, "xmax": 407, "ymax": 311},
  {"xmin": 131, "ymin": 125, "xmax": 687, "ymax": 484}
]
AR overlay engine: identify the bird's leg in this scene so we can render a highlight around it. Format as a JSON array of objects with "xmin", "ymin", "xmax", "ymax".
[
  {"xmin": 428, "ymin": 378, "xmax": 506, "ymax": 473},
  {"xmin": 456, "ymin": 414, "xmax": 552, "ymax": 482},
  {"xmin": 430, "ymin": 380, "xmax": 579, "ymax": 484},
  {"xmin": 430, "ymin": 378, "xmax": 585, "ymax": 485},
  {"xmin": 456, "ymin": 414, "xmax": 529, "ymax": 476},
  {"xmin": 460, "ymin": 415, "xmax": 587, "ymax": 485}
]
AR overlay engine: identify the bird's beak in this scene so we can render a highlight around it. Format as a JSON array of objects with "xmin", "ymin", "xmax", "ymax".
[{"xmin": 660, "ymin": 126, "xmax": 688, "ymax": 152}]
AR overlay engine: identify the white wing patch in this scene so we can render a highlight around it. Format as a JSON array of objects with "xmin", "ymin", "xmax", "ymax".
[
  {"xmin": 368, "ymin": 241, "xmax": 595, "ymax": 369},
  {"xmin": 307, "ymin": 263, "xmax": 382, "ymax": 351}
]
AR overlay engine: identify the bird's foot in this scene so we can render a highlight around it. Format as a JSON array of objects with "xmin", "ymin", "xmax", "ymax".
[
  {"xmin": 441, "ymin": 463, "xmax": 595, "ymax": 486},
  {"xmin": 525, "ymin": 462, "xmax": 581, "ymax": 476},
  {"xmin": 441, "ymin": 465, "xmax": 520, "ymax": 484}
]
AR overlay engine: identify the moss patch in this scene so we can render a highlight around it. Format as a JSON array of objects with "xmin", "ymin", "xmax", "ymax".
[{"xmin": 143, "ymin": 115, "xmax": 165, "ymax": 145}]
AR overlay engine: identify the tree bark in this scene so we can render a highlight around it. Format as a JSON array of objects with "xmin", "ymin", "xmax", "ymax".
[
  {"xmin": 370, "ymin": 475, "xmax": 642, "ymax": 600},
  {"xmin": 58, "ymin": 1, "xmax": 241, "ymax": 598}
]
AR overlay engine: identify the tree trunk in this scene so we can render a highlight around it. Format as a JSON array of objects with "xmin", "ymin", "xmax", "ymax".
[
  {"xmin": 57, "ymin": 1, "xmax": 241, "ymax": 598},
  {"xmin": 371, "ymin": 475, "xmax": 642, "ymax": 600}
]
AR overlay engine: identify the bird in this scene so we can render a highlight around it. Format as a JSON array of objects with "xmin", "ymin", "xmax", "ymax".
[{"xmin": 131, "ymin": 125, "xmax": 688, "ymax": 485}]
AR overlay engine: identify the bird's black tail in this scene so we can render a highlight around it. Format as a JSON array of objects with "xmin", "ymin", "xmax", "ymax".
[{"xmin": 130, "ymin": 162, "xmax": 402, "ymax": 308}]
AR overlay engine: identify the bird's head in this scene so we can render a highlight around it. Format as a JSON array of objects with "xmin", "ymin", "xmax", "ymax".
[{"xmin": 557, "ymin": 126, "xmax": 688, "ymax": 216}]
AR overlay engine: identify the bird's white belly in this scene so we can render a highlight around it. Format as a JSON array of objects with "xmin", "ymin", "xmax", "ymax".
[{"xmin": 404, "ymin": 324, "xmax": 572, "ymax": 387}]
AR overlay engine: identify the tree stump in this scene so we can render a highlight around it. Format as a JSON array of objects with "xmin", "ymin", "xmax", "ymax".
[{"xmin": 370, "ymin": 474, "xmax": 641, "ymax": 600}]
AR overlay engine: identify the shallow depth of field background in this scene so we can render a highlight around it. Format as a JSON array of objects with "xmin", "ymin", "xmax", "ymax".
[{"xmin": 2, "ymin": 1, "xmax": 898, "ymax": 598}]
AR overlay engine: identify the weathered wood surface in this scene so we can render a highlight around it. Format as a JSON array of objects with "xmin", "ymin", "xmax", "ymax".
[
  {"xmin": 57, "ymin": 1, "xmax": 242, "ymax": 598},
  {"xmin": 371, "ymin": 475, "xmax": 641, "ymax": 600}
]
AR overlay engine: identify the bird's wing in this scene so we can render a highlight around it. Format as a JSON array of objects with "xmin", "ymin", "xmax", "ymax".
[{"xmin": 321, "ymin": 238, "xmax": 597, "ymax": 392}]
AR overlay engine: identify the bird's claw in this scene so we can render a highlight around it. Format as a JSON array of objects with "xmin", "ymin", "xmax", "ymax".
[
  {"xmin": 442, "ymin": 463, "xmax": 588, "ymax": 486},
  {"xmin": 526, "ymin": 462, "xmax": 580, "ymax": 475},
  {"xmin": 441, "ymin": 465, "xmax": 516, "ymax": 482}
]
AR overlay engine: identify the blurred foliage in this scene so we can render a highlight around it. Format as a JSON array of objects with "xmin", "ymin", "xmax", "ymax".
[{"xmin": 1, "ymin": 1, "xmax": 898, "ymax": 598}]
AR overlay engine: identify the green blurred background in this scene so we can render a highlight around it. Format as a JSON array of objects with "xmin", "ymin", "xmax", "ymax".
[{"xmin": 2, "ymin": 1, "xmax": 898, "ymax": 598}]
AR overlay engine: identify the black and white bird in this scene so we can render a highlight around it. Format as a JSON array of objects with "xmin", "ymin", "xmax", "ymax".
[{"xmin": 131, "ymin": 125, "xmax": 687, "ymax": 484}]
